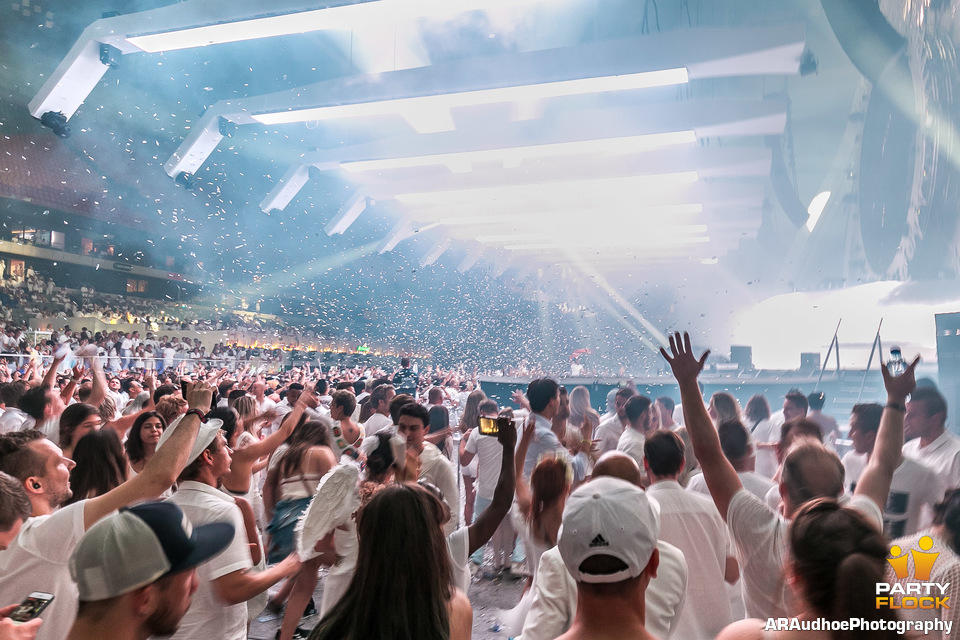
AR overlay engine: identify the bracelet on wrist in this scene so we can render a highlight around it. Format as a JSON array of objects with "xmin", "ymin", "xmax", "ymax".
[
  {"xmin": 885, "ymin": 402, "xmax": 906, "ymax": 412},
  {"xmin": 184, "ymin": 408, "xmax": 207, "ymax": 422}
]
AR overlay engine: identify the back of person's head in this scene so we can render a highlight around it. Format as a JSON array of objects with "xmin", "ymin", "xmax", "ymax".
[
  {"xmin": 779, "ymin": 418, "xmax": 824, "ymax": 448},
  {"xmin": 389, "ymin": 394, "xmax": 416, "ymax": 424},
  {"xmin": 643, "ymin": 430, "xmax": 685, "ymax": 477},
  {"xmin": 0, "ymin": 380, "xmax": 27, "ymax": 408},
  {"xmin": 744, "ymin": 394, "xmax": 771, "ymax": 423},
  {"xmin": 558, "ymin": 477, "xmax": 659, "ymax": 597},
  {"xmin": 331, "ymin": 389, "xmax": 356, "ymax": 417},
  {"xmin": 0, "ymin": 430, "xmax": 46, "ymax": 485},
  {"xmin": 477, "ymin": 399, "xmax": 498, "ymax": 416},
  {"xmin": 352, "ymin": 380, "xmax": 365, "ymax": 395},
  {"xmin": 569, "ymin": 386, "xmax": 594, "ymax": 417},
  {"xmin": 400, "ymin": 357, "xmax": 411, "ymax": 368},
  {"xmin": 615, "ymin": 387, "xmax": 636, "ymax": 403},
  {"xmin": 718, "ymin": 420, "xmax": 753, "ymax": 463},
  {"xmin": 59, "ymin": 402, "xmax": 100, "ymax": 449},
  {"xmin": 850, "ymin": 403, "xmax": 883, "ymax": 434},
  {"xmin": 933, "ymin": 489, "xmax": 960, "ymax": 554},
  {"xmin": 315, "ymin": 379, "xmax": 329, "ymax": 396},
  {"xmin": 710, "ymin": 392, "xmax": 741, "ymax": 423},
  {"xmin": 205, "ymin": 406, "xmax": 239, "ymax": 444},
  {"xmin": 807, "ymin": 391, "xmax": 826, "ymax": 411},
  {"xmin": 153, "ymin": 383, "xmax": 179, "ymax": 404},
  {"xmin": 0, "ymin": 470, "xmax": 31, "ymax": 535},
  {"xmin": 789, "ymin": 498, "xmax": 900, "ymax": 638},
  {"xmin": 427, "ymin": 405, "xmax": 449, "ymax": 431},
  {"xmin": 363, "ymin": 432, "xmax": 398, "ymax": 479},
  {"xmin": 231, "ymin": 395, "xmax": 256, "ymax": 422},
  {"xmin": 217, "ymin": 381, "xmax": 236, "ymax": 397},
  {"xmin": 624, "ymin": 395, "xmax": 653, "ymax": 424},
  {"xmin": 67, "ymin": 430, "xmax": 127, "ymax": 504},
  {"xmin": 909, "ymin": 386, "xmax": 948, "ymax": 420},
  {"xmin": 593, "ymin": 451, "xmax": 643, "ymax": 486},
  {"xmin": 656, "ymin": 396, "xmax": 675, "ymax": 415},
  {"xmin": 785, "ymin": 390, "xmax": 809, "ymax": 413},
  {"xmin": 427, "ymin": 387, "xmax": 443, "ymax": 405},
  {"xmin": 155, "ymin": 395, "xmax": 187, "ymax": 427},
  {"xmin": 781, "ymin": 441, "xmax": 844, "ymax": 507},
  {"xmin": 312, "ymin": 483, "xmax": 451, "ymax": 640},
  {"xmin": 18, "ymin": 385, "xmax": 50, "ymax": 420},
  {"xmin": 530, "ymin": 456, "xmax": 571, "ymax": 541},
  {"xmin": 527, "ymin": 378, "xmax": 560, "ymax": 413},
  {"xmin": 459, "ymin": 390, "xmax": 487, "ymax": 429}
]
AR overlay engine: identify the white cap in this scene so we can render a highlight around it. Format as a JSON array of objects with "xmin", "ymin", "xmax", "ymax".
[
  {"xmin": 558, "ymin": 476, "xmax": 660, "ymax": 584},
  {"xmin": 156, "ymin": 412, "xmax": 224, "ymax": 465}
]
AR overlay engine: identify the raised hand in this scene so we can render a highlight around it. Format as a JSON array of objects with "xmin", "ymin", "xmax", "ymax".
[
  {"xmin": 185, "ymin": 380, "xmax": 214, "ymax": 411},
  {"xmin": 881, "ymin": 354, "xmax": 921, "ymax": 404},
  {"xmin": 660, "ymin": 332, "xmax": 710, "ymax": 384}
]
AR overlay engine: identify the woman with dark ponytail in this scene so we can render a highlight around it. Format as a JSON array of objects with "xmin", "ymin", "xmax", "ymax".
[
  {"xmin": 718, "ymin": 497, "xmax": 904, "ymax": 640},
  {"xmin": 884, "ymin": 488, "xmax": 960, "ymax": 637}
]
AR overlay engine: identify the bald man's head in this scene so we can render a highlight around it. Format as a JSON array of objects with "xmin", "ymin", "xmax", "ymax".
[{"xmin": 592, "ymin": 452, "xmax": 643, "ymax": 487}]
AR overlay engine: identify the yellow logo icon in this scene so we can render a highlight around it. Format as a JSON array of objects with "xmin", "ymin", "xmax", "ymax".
[{"xmin": 888, "ymin": 536, "xmax": 939, "ymax": 581}]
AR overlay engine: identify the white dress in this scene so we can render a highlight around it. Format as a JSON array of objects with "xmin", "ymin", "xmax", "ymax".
[{"xmin": 499, "ymin": 505, "xmax": 553, "ymax": 636}]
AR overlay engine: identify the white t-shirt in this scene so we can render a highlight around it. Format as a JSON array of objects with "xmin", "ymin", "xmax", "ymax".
[
  {"xmin": 748, "ymin": 417, "xmax": 780, "ymax": 479},
  {"xmin": 169, "ymin": 481, "xmax": 253, "ymax": 640},
  {"xmin": 727, "ymin": 488, "xmax": 882, "ymax": 619},
  {"xmin": 464, "ymin": 432, "xmax": 502, "ymax": 500},
  {"xmin": 594, "ymin": 415, "xmax": 624, "ymax": 454},
  {"xmin": 447, "ymin": 526, "xmax": 470, "ymax": 595},
  {"xmin": 363, "ymin": 412, "xmax": 393, "ymax": 435},
  {"xmin": 615, "ymin": 427, "xmax": 645, "ymax": 471},
  {"xmin": 647, "ymin": 480, "xmax": 733, "ymax": 640},
  {"xmin": 686, "ymin": 470, "xmax": 774, "ymax": 502},
  {"xmin": 419, "ymin": 443, "xmax": 460, "ymax": 536},
  {"xmin": 520, "ymin": 541, "xmax": 688, "ymax": 640},
  {"xmin": 0, "ymin": 407, "xmax": 27, "ymax": 433},
  {"xmin": 844, "ymin": 452, "xmax": 943, "ymax": 538},
  {"xmin": 0, "ymin": 502, "xmax": 87, "ymax": 640},
  {"xmin": 903, "ymin": 430, "xmax": 960, "ymax": 493}
]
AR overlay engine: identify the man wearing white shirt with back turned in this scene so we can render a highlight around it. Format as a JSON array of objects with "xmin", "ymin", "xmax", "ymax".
[
  {"xmin": 902, "ymin": 386, "xmax": 960, "ymax": 492},
  {"xmin": 0, "ymin": 382, "xmax": 214, "ymax": 640},
  {"xmin": 645, "ymin": 431, "xmax": 736, "ymax": 640}
]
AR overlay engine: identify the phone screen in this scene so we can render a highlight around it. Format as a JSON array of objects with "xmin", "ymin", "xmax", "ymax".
[{"xmin": 10, "ymin": 594, "xmax": 54, "ymax": 623}]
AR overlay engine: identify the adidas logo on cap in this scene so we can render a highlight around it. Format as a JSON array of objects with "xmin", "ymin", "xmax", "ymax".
[{"xmin": 589, "ymin": 534, "xmax": 609, "ymax": 548}]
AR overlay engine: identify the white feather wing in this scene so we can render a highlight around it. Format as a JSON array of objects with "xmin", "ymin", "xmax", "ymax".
[{"xmin": 295, "ymin": 461, "xmax": 360, "ymax": 561}]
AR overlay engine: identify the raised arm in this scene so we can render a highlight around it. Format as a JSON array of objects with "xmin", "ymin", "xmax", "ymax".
[
  {"xmin": 467, "ymin": 419, "xmax": 517, "ymax": 555},
  {"xmin": 60, "ymin": 363, "xmax": 85, "ymax": 403},
  {"xmin": 854, "ymin": 355, "xmax": 919, "ymax": 510},
  {"xmin": 82, "ymin": 381, "xmax": 213, "ymax": 530},
  {"xmin": 661, "ymin": 332, "xmax": 742, "ymax": 520},
  {"xmin": 231, "ymin": 392, "xmax": 315, "ymax": 463},
  {"xmin": 515, "ymin": 418, "xmax": 535, "ymax": 516}
]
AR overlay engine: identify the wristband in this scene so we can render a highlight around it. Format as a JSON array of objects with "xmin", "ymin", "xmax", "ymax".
[
  {"xmin": 184, "ymin": 408, "xmax": 207, "ymax": 423},
  {"xmin": 885, "ymin": 402, "xmax": 906, "ymax": 412}
]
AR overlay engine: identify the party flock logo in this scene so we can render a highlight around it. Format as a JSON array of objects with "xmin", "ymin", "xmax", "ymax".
[{"xmin": 876, "ymin": 536, "xmax": 950, "ymax": 610}]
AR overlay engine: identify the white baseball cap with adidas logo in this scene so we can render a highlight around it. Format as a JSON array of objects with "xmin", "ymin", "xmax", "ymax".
[{"xmin": 558, "ymin": 476, "xmax": 660, "ymax": 584}]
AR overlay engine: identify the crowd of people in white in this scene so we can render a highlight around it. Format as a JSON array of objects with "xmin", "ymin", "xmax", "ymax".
[{"xmin": 0, "ymin": 330, "xmax": 959, "ymax": 640}]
